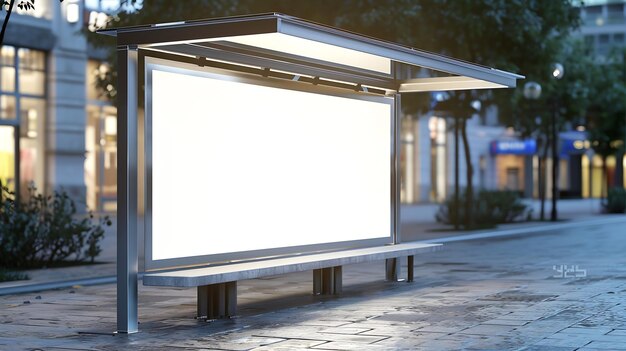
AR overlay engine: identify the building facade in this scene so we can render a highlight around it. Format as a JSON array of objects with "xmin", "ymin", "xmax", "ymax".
[{"xmin": 0, "ymin": 0, "xmax": 117, "ymax": 212}]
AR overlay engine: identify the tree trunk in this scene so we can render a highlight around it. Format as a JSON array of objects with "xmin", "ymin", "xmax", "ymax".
[
  {"xmin": 539, "ymin": 137, "xmax": 548, "ymax": 221},
  {"xmin": 0, "ymin": 0, "xmax": 16, "ymax": 47},
  {"xmin": 460, "ymin": 118, "xmax": 473, "ymax": 229},
  {"xmin": 602, "ymin": 154, "xmax": 608, "ymax": 206},
  {"xmin": 614, "ymin": 151, "xmax": 624, "ymax": 189}
]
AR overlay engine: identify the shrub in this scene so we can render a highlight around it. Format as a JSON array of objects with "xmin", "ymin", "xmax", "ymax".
[
  {"xmin": 0, "ymin": 268, "xmax": 28, "ymax": 282},
  {"xmin": 0, "ymin": 182, "xmax": 111, "ymax": 269},
  {"xmin": 605, "ymin": 187, "xmax": 626, "ymax": 214},
  {"xmin": 436, "ymin": 189, "xmax": 530, "ymax": 229}
]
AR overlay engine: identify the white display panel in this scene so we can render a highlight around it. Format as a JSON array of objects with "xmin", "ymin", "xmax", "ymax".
[{"xmin": 148, "ymin": 62, "xmax": 392, "ymax": 266}]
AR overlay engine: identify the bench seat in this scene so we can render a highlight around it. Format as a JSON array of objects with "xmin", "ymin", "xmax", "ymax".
[{"xmin": 143, "ymin": 242, "xmax": 442, "ymax": 319}]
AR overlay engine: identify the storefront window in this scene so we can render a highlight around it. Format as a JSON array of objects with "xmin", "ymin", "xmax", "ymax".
[
  {"xmin": 0, "ymin": 126, "xmax": 15, "ymax": 191},
  {"xmin": 86, "ymin": 60, "xmax": 117, "ymax": 212},
  {"xmin": 400, "ymin": 116, "xmax": 416, "ymax": 203},
  {"xmin": 429, "ymin": 116, "xmax": 447, "ymax": 202},
  {"xmin": 18, "ymin": 49, "xmax": 46, "ymax": 96},
  {"xmin": 0, "ymin": 45, "xmax": 46, "ymax": 197}
]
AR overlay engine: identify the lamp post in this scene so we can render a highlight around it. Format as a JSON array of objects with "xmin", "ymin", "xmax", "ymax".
[
  {"xmin": 523, "ymin": 81, "xmax": 542, "ymax": 217},
  {"xmin": 550, "ymin": 63, "xmax": 564, "ymax": 221}
]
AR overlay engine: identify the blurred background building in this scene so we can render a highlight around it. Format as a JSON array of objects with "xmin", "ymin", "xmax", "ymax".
[{"xmin": 0, "ymin": 0, "xmax": 624, "ymax": 212}]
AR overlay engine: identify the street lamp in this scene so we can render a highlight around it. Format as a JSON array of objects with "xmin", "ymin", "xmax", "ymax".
[
  {"xmin": 550, "ymin": 63, "xmax": 564, "ymax": 221},
  {"xmin": 523, "ymin": 81, "xmax": 544, "ymax": 219}
]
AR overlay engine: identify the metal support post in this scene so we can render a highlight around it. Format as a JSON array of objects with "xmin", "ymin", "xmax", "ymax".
[
  {"xmin": 386, "ymin": 258, "xmax": 401, "ymax": 281},
  {"xmin": 312, "ymin": 267, "xmax": 342, "ymax": 295},
  {"xmin": 197, "ymin": 282, "xmax": 237, "ymax": 319},
  {"xmin": 393, "ymin": 94, "xmax": 402, "ymax": 243},
  {"xmin": 117, "ymin": 45, "xmax": 139, "ymax": 334},
  {"xmin": 407, "ymin": 255, "xmax": 414, "ymax": 282},
  {"xmin": 551, "ymin": 103, "xmax": 558, "ymax": 221}
]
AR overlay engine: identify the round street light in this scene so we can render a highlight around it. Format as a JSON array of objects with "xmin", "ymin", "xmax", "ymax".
[
  {"xmin": 551, "ymin": 63, "xmax": 564, "ymax": 79},
  {"xmin": 523, "ymin": 81, "xmax": 542, "ymax": 100}
]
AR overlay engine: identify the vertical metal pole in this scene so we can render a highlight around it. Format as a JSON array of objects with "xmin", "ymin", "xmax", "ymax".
[
  {"xmin": 117, "ymin": 45, "xmax": 139, "ymax": 334},
  {"xmin": 551, "ymin": 103, "xmax": 558, "ymax": 221},
  {"xmin": 393, "ymin": 94, "xmax": 401, "ymax": 244},
  {"xmin": 407, "ymin": 255, "xmax": 414, "ymax": 282},
  {"xmin": 454, "ymin": 116, "xmax": 460, "ymax": 230}
]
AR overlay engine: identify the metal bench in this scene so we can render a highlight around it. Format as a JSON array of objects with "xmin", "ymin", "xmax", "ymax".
[{"xmin": 143, "ymin": 242, "xmax": 442, "ymax": 319}]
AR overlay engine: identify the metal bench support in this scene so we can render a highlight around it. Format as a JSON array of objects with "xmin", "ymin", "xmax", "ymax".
[
  {"xmin": 386, "ymin": 256, "xmax": 415, "ymax": 282},
  {"xmin": 313, "ymin": 266, "xmax": 342, "ymax": 295},
  {"xmin": 197, "ymin": 281, "xmax": 237, "ymax": 319}
]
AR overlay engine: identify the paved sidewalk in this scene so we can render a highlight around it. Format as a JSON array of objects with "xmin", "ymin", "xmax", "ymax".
[
  {"xmin": 0, "ymin": 198, "xmax": 609, "ymax": 293},
  {"xmin": 1, "ymin": 215, "xmax": 625, "ymax": 350}
]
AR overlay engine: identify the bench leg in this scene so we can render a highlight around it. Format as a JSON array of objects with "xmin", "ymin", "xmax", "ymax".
[
  {"xmin": 333, "ymin": 266, "xmax": 342, "ymax": 295},
  {"xmin": 197, "ymin": 282, "xmax": 237, "ymax": 319},
  {"xmin": 386, "ymin": 258, "xmax": 401, "ymax": 281},
  {"xmin": 313, "ymin": 266, "xmax": 342, "ymax": 295},
  {"xmin": 407, "ymin": 255, "xmax": 414, "ymax": 283},
  {"xmin": 313, "ymin": 269, "xmax": 323, "ymax": 295}
]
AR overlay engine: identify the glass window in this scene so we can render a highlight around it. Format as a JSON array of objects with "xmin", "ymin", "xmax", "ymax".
[
  {"xmin": 614, "ymin": 33, "xmax": 625, "ymax": 43},
  {"xmin": 1, "ymin": 66, "xmax": 16, "ymax": 92},
  {"xmin": 18, "ymin": 49, "xmax": 45, "ymax": 71},
  {"xmin": 0, "ymin": 45, "xmax": 47, "ymax": 196},
  {"xmin": 85, "ymin": 104, "xmax": 118, "ymax": 212},
  {"xmin": 18, "ymin": 70, "xmax": 45, "ymax": 95},
  {"xmin": 0, "ymin": 126, "xmax": 15, "ymax": 191},
  {"xmin": 20, "ymin": 98, "xmax": 46, "ymax": 192},
  {"xmin": 1, "ymin": 46, "xmax": 14, "ymax": 66},
  {"xmin": 18, "ymin": 48, "xmax": 45, "ymax": 96},
  {"xmin": 1, "ymin": 46, "xmax": 15, "ymax": 93},
  {"xmin": 87, "ymin": 60, "xmax": 110, "ymax": 101},
  {"xmin": 0, "ymin": 95, "xmax": 16, "ymax": 119},
  {"xmin": 599, "ymin": 34, "xmax": 610, "ymax": 44}
]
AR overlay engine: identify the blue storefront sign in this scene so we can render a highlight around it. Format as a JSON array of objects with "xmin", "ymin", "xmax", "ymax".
[{"xmin": 490, "ymin": 139, "xmax": 537, "ymax": 155}]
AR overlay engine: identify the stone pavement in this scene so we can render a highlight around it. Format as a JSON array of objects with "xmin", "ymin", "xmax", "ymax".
[
  {"xmin": 0, "ymin": 198, "xmax": 607, "ymax": 292},
  {"xmin": 1, "ymin": 215, "xmax": 626, "ymax": 350}
]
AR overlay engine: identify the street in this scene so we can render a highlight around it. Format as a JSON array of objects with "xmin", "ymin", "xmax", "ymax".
[{"xmin": 1, "ymin": 216, "xmax": 626, "ymax": 350}]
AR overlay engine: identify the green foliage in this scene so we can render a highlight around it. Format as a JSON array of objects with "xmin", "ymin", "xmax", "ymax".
[
  {"xmin": 0, "ymin": 183, "xmax": 111, "ymax": 269},
  {"xmin": 0, "ymin": 268, "xmax": 28, "ymax": 282},
  {"xmin": 436, "ymin": 190, "xmax": 530, "ymax": 229},
  {"xmin": 605, "ymin": 187, "xmax": 626, "ymax": 214}
]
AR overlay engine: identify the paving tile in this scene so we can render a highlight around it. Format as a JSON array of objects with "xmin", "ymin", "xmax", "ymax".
[
  {"xmin": 310, "ymin": 341, "xmax": 392, "ymax": 350},
  {"xmin": 582, "ymin": 340, "xmax": 626, "ymax": 350},
  {"xmin": 456, "ymin": 323, "xmax": 516, "ymax": 336}
]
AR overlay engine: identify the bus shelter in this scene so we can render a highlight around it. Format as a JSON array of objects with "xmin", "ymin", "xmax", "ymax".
[{"xmin": 99, "ymin": 13, "xmax": 523, "ymax": 333}]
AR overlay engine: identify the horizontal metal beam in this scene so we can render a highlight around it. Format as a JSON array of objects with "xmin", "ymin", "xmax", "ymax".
[
  {"xmin": 149, "ymin": 43, "xmax": 398, "ymax": 91},
  {"xmin": 398, "ymin": 76, "xmax": 510, "ymax": 93}
]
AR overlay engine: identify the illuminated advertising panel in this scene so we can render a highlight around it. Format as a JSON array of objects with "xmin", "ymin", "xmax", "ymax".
[{"xmin": 145, "ymin": 59, "xmax": 394, "ymax": 269}]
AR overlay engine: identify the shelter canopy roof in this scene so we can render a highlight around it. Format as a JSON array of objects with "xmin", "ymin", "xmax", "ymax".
[{"xmin": 100, "ymin": 13, "xmax": 523, "ymax": 93}]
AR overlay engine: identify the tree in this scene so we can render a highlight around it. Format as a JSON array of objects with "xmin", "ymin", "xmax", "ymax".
[
  {"xmin": 586, "ymin": 50, "xmax": 626, "ymax": 202},
  {"xmin": 506, "ymin": 39, "xmax": 594, "ymax": 220},
  {"xmin": 410, "ymin": 0, "xmax": 579, "ymax": 228},
  {"xmin": 1, "ymin": 0, "xmax": 64, "ymax": 47}
]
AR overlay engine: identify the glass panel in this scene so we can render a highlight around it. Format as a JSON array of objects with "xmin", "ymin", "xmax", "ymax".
[
  {"xmin": 19, "ymin": 98, "xmax": 45, "ymax": 192},
  {"xmin": 0, "ymin": 126, "xmax": 15, "ymax": 192},
  {"xmin": 19, "ymin": 70, "xmax": 45, "ymax": 95},
  {"xmin": 85, "ymin": 105, "xmax": 118, "ymax": 212},
  {"xmin": 0, "ymin": 95, "xmax": 16, "ymax": 119},
  {"xmin": 1, "ymin": 46, "xmax": 15, "ymax": 66},
  {"xmin": 101, "ymin": 106, "xmax": 117, "ymax": 211},
  {"xmin": 18, "ymin": 48, "xmax": 45, "ymax": 70},
  {"xmin": 2, "ymin": 66, "xmax": 15, "ymax": 92},
  {"xmin": 86, "ymin": 60, "xmax": 109, "ymax": 101}
]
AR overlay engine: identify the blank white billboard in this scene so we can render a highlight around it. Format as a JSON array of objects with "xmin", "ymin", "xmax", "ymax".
[{"xmin": 147, "ymin": 62, "xmax": 392, "ymax": 267}]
